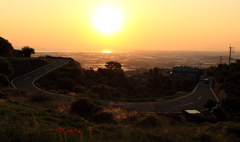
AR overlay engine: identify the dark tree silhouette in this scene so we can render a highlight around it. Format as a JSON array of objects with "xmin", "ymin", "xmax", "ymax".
[
  {"xmin": 21, "ymin": 46, "xmax": 35, "ymax": 57},
  {"xmin": 105, "ymin": 61, "xmax": 122, "ymax": 70},
  {"xmin": 147, "ymin": 67, "xmax": 171, "ymax": 91},
  {"xmin": 104, "ymin": 61, "xmax": 123, "ymax": 74},
  {"xmin": 12, "ymin": 49, "xmax": 23, "ymax": 57},
  {"xmin": 0, "ymin": 37, "xmax": 14, "ymax": 57},
  {"xmin": 0, "ymin": 57, "xmax": 14, "ymax": 77}
]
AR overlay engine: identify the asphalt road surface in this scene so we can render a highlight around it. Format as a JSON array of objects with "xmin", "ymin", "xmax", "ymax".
[
  {"xmin": 107, "ymin": 78, "xmax": 219, "ymax": 112},
  {"xmin": 11, "ymin": 58, "xmax": 76, "ymax": 102}
]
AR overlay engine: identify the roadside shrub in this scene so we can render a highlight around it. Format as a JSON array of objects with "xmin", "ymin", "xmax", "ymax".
[
  {"xmin": 0, "ymin": 91, "xmax": 9, "ymax": 99},
  {"xmin": 60, "ymin": 114, "xmax": 89, "ymax": 128},
  {"xmin": 0, "ymin": 73, "xmax": 10, "ymax": 87},
  {"xmin": 164, "ymin": 90, "xmax": 176, "ymax": 96},
  {"xmin": 212, "ymin": 105, "xmax": 226, "ymax": 121},
  {"xmin": 30, "ymin": 92, "xmax": 53, "ymax": 103},
  {"xmin": 2, "ymin": 88, "xmax": 27, "ymax": 97},
  {"xmin": 224, "ymin": 122, "xmax": 240, "ymax": 138},
  {"xmin": 94, "ymin": 112, "xmax": 114, "ymax": 123},
  {"xmin": 196, "ymin": 132, "xmax": 214, "ymax": 142},
  {"xmin": 204, "ymin": 99, "xmax": 217, "ymax": 111},
  {"xmin": 135, "ymin": 115, "xmax": 161, "ymax": 128},
  {"xmin": 73, "ymin": 86, "xmax": 86, "ymax": 94},
  {"xmin": 70, "ymin": 97, "xmax": 103, "ymax": 118},
  {"xmin": 58, "ymin": 77, "xmax": 77, "ymax": 91},
  {"xmin": 0, "ymin": 57, "xmax": 14, "ymax": 77}
]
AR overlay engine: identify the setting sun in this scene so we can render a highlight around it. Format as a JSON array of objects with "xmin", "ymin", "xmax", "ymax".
[
  {"xmin": 102, "ymin": 51, "xmax": 112, "ymax": 53},
  {"xmin": 92, "ymin": 4, "xmax": 123, "ymax": 34}
]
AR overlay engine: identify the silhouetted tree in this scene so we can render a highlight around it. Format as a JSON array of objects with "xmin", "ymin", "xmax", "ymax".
[
  {"xmin": 147, "ymin": 67, "xmax": 171, "ymax": 92},
  {"xmin": 0, "ymin": 37, "xmax": 14, "ymax": 57},
  {"xmin": 12, "ymin": 49, "xmax": 23, "ymax": 57},
  {"xmin": 105, "ymin": 61, "xmax": 122, "ymax": 70},
  {"xmin": 104, "ymin": 61, "xmax": 123, "ymax": 75},
  {"xmin": 0, "ymin": 57, "xmax": 14, "ymax": 77},
  {"xmin": 21, "ymin": 46, "xmax": 35, "ymax": 57},
  {"xmin": 90, "ymin": 84, "xmax": 112, "ymax": 100}
]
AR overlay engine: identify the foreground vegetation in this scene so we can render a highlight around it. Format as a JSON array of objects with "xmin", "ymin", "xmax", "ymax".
[{"xmin": 1, "ymin": 88, "xmax": 240, "ymax": 142}]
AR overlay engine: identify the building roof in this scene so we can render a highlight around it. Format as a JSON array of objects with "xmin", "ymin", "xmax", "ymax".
[
  {"xmin": 172, "ymin": 67, "xmax": 198, "ymax": 73},
  {"xmin": 184, "ymin": 110, "xmax": 201, "ymax": 114}
]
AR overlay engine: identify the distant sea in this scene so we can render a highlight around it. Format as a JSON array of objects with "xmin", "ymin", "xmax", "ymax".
[{"xmin": 33, "ymin": 51, "xmax": 240, "ymax": 71}]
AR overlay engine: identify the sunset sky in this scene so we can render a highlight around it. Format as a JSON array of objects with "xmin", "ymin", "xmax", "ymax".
[{"xmin": 1, "ymin": 0, "xmax": 240, "ymax": 52}]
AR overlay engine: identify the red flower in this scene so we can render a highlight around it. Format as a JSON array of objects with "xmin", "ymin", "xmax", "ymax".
[
  {"xmin": 77, "ymin": 130, "xmax": 82, "ymax": 135},
  {"xmin": 59, "ymin": 127, "xmax": 65, "ymax": 133},
  {"xmin": 67, "ymin": 129, "xmax": 74, "ymax": 133}
]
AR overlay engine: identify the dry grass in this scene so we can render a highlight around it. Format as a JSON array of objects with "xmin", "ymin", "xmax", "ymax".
[{"xmin": 104, "ymin": 108, "xmax": 142, "ymax": 121}]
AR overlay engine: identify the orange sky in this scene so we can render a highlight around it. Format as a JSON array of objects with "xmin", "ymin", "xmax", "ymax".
[{"xmin": 1, "ymin": 0, "xmax": 240, "ymax": 52}]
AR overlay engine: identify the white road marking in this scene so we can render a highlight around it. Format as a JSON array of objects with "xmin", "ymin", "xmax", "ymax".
[
  {"xmin": 36, "ymin": 72, "xmax": 41, "ymax": 74},
  {"xmin": 165, "ymin": 82, "xmax": 200, "ymax": 102},
  {"xmin": 210, "ymin": 78, "xmax": 220, "ymax": 102},
  {"xmin": 198, "ymin": 96, "xmax": 202, "ymax": 100},
  {"xmin": 24, "ymin": 77, "xmax": 30, "ymax": 80},
  {"xmin": 179, "ymin": 102, "xmax": 193, "ymax": 106}
]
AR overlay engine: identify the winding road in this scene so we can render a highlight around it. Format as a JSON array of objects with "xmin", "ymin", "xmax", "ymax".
[
  {"xmin": 11, "ymin": 58, "xmax": 219, "ymax": 112},
  {"xmin": 107, "ymin": 78, "xmax": 219, "ymax": 112},
  {"xmin": 11, "ymin": 58, "xmax": 76, "ymax": 102}
]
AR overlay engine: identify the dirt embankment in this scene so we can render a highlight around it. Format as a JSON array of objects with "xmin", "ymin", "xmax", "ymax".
[{"xmin": 212, "ymin": 80, "xmax": 227, "ymax": 99}]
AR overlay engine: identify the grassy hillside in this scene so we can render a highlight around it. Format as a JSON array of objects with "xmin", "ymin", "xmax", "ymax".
[
  {"xmin": 0, "ymin": 87, "xmax": 240, "ymax": 141},
  {"xmin": 1, "ymin": 57, "xmax": 240, "ymax": 141}
]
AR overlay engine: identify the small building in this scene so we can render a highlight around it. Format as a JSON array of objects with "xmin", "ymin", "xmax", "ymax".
[
  {"xmin": 172, "ymin": 67, "xmax": 199, "ymax": 83},
  {"xmin": 182, "ymin": 110, "xmax": 206, "ymax": 123}
]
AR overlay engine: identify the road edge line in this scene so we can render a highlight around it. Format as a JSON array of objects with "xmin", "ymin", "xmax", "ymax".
[
  {"xmin": 210, "ymin": 78, "xmax": 219, "ymax": 102},
  {"xmin": 164, "ymin": 82, "xmax": 199, "ymax": 102},
  {"xmin": 31, "ymin": 60, "xmax": 76, "ymax": 98}
]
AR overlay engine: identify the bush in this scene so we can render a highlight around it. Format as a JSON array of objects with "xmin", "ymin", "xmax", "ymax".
[
  {"xmin": 204, "ymin": 99, "xmax": 217, "ymax": 111},
  {"xmin": 164, "ymin": 90, "xmax": 176, "ymax": 96},
  {"xmin": 58, "ymin": 77, "xmax": 77, "ymax": 91},
  {"xmin": 135, "ymin": 115, "xmax": 161, "ymax": 128},
  {"xmin": 212, "ymin": 105, "xmax": 226, "ymax": 121},
  {"xmin": 197, "ymin": 133, "xmax": 214, "ymax": 142},
  {"xmin": 73, "ymin": 86, "xmax": 86, "ymax": 94},
  {"xmin": 70, "ymin": 97, "xmax": 103, "ymax": 118},
  {"xmin": 0, "ymin": 57, "xmax": 14, "ymax": 77},
  {"xmin": 94, "ymin": 112, "xmax": 114, "ymax": 123},
  {"xmin": 30, "ymin": 92, "xmax": 53, "ymax": 103},
  {"xmin": 225, "ymin": 123, "xmax": 240, "ymax": 138},
  {"xmin": 0, "ymin": 91, "xmax": 9, "ymax": 99},
  {"xmin": 0, "ymin": 73, "xmax": 10, "ymax": 87}
]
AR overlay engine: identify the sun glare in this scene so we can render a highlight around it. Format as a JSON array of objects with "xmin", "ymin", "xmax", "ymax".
[
  {"xmin": 92, "ymin": 4, "xmax": 123, "ymax": 34},
  {"xmin": 102, "ymin": 51, "xmax": 112, "ymax": 53}
]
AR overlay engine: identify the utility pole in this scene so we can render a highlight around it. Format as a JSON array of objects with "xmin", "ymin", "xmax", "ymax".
[
  {"xmin": 229, "ymin": 45, "xmax": 233, "ymax": 65},
  {"xmin": 220, "ymin": 55, "xmax": 222, "ymax": 64}
]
